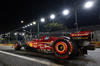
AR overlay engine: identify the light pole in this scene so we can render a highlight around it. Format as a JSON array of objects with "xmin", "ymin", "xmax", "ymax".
[
  {"xmin": 29, "ymin": 29, "xmax": 32, "ymax": 40},
  {"xmin": 21, "ymin": 32, "xmax": 26, "ymax": 42},
  {"xmin": 23, "ymin": 30, "xmax": 32, "ymax": 40},
  {"xmin": 37, "ymin": 18, "xmax": 45, "ymax": 39},
  {"xmin": 8, "ymin": 33, "xmax": 10, "ymax": 43},
  {"xmin": 74, "ymin": 0, "xmax": 94, "ymax": 32},
  {"xmin": 14, "ymin": 32, "xmax": 18, "ymax": 41},
  {"xmin": 32, "ymin": 21, "xmax": 36, "ymax": 38},
  {"xmin": 74, "ymin": 1, "xmax": 78, "ymax": 32},
  {"xmin": 38, "ymin": 21, "xmax": 39, "ymax": 39},
  {"xmin": 23, "ymin": 22, "xmax": 36, "ymax": 40}
]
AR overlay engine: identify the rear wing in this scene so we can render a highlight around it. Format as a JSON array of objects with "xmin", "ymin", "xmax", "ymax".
[{"xmin": 70, "ymin": 30, "xmax": 93, "ymax": 41}]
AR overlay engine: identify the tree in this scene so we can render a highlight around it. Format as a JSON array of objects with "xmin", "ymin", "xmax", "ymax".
[{"xmin": 44, "ymin": 23, "xmax": 67, "ymax": 32}]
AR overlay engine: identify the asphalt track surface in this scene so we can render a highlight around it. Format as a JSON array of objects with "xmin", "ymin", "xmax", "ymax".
[{"xmin": 0, "ymin": 46, "xmax": 100, "ymax": 66}]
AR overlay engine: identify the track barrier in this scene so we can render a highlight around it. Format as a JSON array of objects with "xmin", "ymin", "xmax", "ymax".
[{"xmin": 0, "ymin": 41, "xmax": 100, "ymax": 47}]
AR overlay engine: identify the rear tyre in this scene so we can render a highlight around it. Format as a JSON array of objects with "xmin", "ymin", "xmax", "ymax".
[
  {"xmin": 69, "ymin": 41, "xmax": 78, "ymax": 58},
  {"xmin": 83, "ymin": 49, "xmax": 87, "ymax": 54},
  {"xmin": 14, "ymin": 41, "xmax": 21, "ymax": 50},
  {"xmin": 52, "ymin": 39, "xmax": 73, "ymax": 59}
]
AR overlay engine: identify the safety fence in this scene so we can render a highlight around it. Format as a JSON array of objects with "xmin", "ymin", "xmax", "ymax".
[
  {"xmin": 0, "ymin": 24, "xmax": 100, "ymax": 46},
  {"xmin": 0, "ymin": 41, "xmax": 100, "ymax": 48}
]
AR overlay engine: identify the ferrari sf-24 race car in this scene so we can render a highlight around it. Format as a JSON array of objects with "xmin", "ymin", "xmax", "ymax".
[{"xmin": 13, "ymin": 30, "xmax": 95, "ymax": 59}]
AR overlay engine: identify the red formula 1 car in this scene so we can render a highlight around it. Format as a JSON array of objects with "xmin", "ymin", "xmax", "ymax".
[{"xmin": 14, "ymin": 30, "xmax": 95, "ymax": 59}]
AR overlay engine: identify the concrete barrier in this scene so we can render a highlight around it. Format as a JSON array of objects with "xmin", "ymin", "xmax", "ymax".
[
  {"xmin": 0, "ymin": 41, "xmax": 100, "ymax": 47},
  {"xmin": 91, "ymin": 41, "xmax": 100, "ymax": 47},
  {"xmin": 0, "ymin": 44, "xmax": 14, "ymax": 46}
]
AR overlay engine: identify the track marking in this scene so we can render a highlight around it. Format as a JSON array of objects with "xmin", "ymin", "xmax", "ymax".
[{"xmin": 0, "ymin": 50, "xmax": 62, "ymax": 66}]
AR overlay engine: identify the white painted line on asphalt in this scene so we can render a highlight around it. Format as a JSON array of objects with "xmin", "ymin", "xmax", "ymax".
[{"xmin": 0, "ymin": 50, "xmax": 62, "ymax": 66}]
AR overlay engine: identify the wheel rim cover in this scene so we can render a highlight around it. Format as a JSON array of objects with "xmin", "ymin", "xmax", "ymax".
[{"xmin": 55, "ymin": 41, "xmax": 68, "ymax": 54}]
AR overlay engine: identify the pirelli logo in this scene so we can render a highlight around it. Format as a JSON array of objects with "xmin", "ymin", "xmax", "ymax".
[{"xmin": 72, "ymin": 37, "xmax": 88, "ymax": 39}]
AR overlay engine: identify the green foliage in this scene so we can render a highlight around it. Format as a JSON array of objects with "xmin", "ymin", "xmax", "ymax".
[{"xmin": 44, "ymin": 22, "xmax": 67, "ymax": 32}]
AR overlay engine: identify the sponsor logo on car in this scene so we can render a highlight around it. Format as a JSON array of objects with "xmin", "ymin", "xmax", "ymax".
[
  {"xmin": 72, "ymin": 37, "xmax": 88, "ymax": 39},
  {"xmin": 44, "ymin": 36, "xmax": 49, "ymax": 40}
]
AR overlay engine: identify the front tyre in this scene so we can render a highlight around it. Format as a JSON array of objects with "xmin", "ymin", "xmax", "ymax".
[
  {"xmin": 69, "ymin": 41, "xmax": 78, "ymax": 58},
  {"xmin": 14, "ymin": 41, "xmax": 21, "ymax": 50}
]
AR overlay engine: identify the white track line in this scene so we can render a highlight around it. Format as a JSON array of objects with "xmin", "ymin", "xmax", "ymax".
[{"xmin": 0, "ymin": 50, "xmax": 62, "ymax": 66}]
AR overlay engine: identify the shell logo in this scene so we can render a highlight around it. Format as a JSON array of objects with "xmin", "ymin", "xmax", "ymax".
[
  {"xmin": 29, "ymin": 43, "xmax": 32, "ymax": 47},
  {"xmin": 71, "ymin": 34, "xmax": 74, "ymax": 37}
]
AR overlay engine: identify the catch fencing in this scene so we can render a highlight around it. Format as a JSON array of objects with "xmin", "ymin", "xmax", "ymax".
[{"xmin": 0, "ymin": 24, "xmax": 100, "ymax": 44}]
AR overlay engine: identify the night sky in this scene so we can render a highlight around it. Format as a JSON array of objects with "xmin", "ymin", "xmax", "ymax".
[{"xmin": 0, "ymin": 0, "xmax": 100, "ymax": 34}]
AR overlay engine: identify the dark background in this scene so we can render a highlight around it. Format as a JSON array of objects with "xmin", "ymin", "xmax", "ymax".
[{"xmin": 0, "ymin": 0, "xmax": 100, "ymax": 34}]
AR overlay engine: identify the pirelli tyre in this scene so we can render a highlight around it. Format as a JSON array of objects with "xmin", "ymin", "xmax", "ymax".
[
  {"xmin": 52, "ymin": 39, "xmax": 73, "ymax": 59},
  {"xmin": 69, "ymin": 41, "xmax": 78, "ymax": 57},
  {"xmin": 14, "ymin": 41, "xmax": 21, "ymax": 50}
]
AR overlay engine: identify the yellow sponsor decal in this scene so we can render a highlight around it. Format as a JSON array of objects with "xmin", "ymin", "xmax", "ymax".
[
  {"xmin": 71, "ymin": 34, "xmax": 74, "ymax": 37},
  {"xmin": 82, "ymin": 37, "xmax": 88, "ymax": 39},
  {"xmin": 0, "ymin": 44, "xmax": 14, "ymax": 46},
  {"xmin": 39, "ymin": 42, "xmax": 52, "ymax": 44},
  {"xmin": 91, "ymin": 41, "xmax": 100, "ymax": 47},
  {"xmin": 29, "ymin": 43, "xmax": 33, "ymax": 47},
  {"xmin": 73, "ymin": 37, "xmax": 88, "ymax": 39}
]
